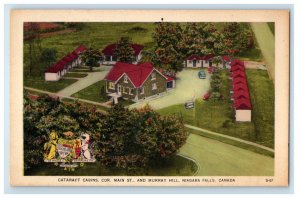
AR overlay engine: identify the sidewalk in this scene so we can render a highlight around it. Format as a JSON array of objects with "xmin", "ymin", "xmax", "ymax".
[{"xmin": 185, "ymin": 124, "xmax": 274, "ymax": 153}]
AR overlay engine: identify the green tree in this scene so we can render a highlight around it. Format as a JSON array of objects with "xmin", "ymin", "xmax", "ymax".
[
  {"xmin": 81, "ymin": 47, "xmax": 103, "ymax": 71},
  {"xmin": 24, "ymin": 22, "xmax": 42, "ymax": 76},
  {"xmin": 152, "ymin": 22, "xmax": 185, "ymax": 72},
  {"xmin": 114, "ymin": 37, "xmax": 135, "ymax": 63},
  {"xmin": 95, "ymin": 105, "xmax": 187, "ymax": 171},
  {"xmin": 40, "ymin": 48, "xmax": 57, "ymax": 68},
  {"xmin": 221, "ymin": 22, "xmax": 254, "ymax": 56}
]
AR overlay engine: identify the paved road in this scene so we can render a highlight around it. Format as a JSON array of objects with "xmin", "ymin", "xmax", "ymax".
[
  {"xmin": 251, "ymin": 23, "xmax": 275, "ymax": 81},
  {"xmin": 129, "ymin": 69, "xmax": 211, "ymax": 110},
  {"xmin": 180, "ymin": 134, "xmax": 274, "ymax": 176},
  {"xmin": 57, "ymin": 70, "xmax": 109, "ymax": 97}
]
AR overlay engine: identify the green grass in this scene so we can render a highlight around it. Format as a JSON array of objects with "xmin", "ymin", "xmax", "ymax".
[
  {"xmin": 180, "ymin": 133, "xmax": 274, "ymax": 176},
  {"xmin": 71, "ymin": 80, "xmax": 109, "ymax": 103},
  {"xmin": 63, "ymin": 73, "xmax": 88, "ymax": 78},
  {"xmin": 158, "ymin": 70, "xmax": 257, "ymax": 143},
  {"xmin": 24, "ymin": 77, "xmax": 78, "ymax": 93},
  {"xmin": 267, "ymin": 22, "xmax": 275, "ymax": 35},
  {"xmin": 25, "ymin": 155, "xmax": 197, "ymax": 176},
  {"xmin": 186, "ymin": 127, "xmax": 273, "ymax": 157},
  {"xmin": 246, "ymin": 69, "xmax": 274, "ymax": 148}
]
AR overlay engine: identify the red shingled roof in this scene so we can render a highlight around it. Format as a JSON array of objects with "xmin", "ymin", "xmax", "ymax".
[
  {"xmin": 222, "ymin": 56, "xmax": 231, "ymax": 62},
  {"xmin": 105, "ymin": 62, "xmax": 167, "ymax": 88},
  {"xmin": 230, "ymin": 59, "xmax": 252, "ymax": 110},
  {"xmin": 45, "ymin": 45, "xmax": 86, "ymax": 73},
  {"xmin": 234, "ymin": 98, "xmax": 252, "ymax": 110},
  {"xmin": 230, "ymin": 59, "xmax": 244, "ymax": 67},
  {"xmin": 72, "ymin": 44, "xmax": 87, "ymax": 55},
  {"xmin": 102, "ymin": 43, "xmax": 144, "ymax": 56},
  {"xmin": 230, "ymin": 65, "xmax": 245, "ymax": 72},
  {"xmin": 187, "ymin": 54, "xmax": 214, "ymax": 60},
  {"xmin": 231, "ymin": 71, "xmax": 246, "ymax": 78}
]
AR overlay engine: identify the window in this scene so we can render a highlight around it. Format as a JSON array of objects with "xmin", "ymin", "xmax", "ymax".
[
  {"xmin": 123, "ymin": 87, "xmax": 128, "ymax": 94},
  {"xmin": 189, "ymin": 60, "xmax": 192, "ymax": 63},
  {"xmin": 129, "ymin": 88, "xmax": 133, "ymax": 95},
  {"xmin": 124, "ymin": 75, "xmax": 128, "ymax": 83},
  {"xmin": 140, "ymin": 87, "xmax": 144, "ymax": 94},
  {"xmin": 109, "ymin": 82, "xmax": 115, "ymax": 89},
  {"xmin": 197, "ymin": 60, "xmax": 200, "ymax": 63},
  {"xmin": 151, "ymin": 72, "xmax": 156, "ymax": 80},
  {"xmin": 152, "ymin": 83, "xmax": 157, "ymax": 90}
]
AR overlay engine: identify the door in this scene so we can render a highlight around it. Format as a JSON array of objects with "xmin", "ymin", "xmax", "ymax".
[
  {"xmin": 117, "ymin": 85, "xmax": 122, "ymax": 95},
  {"xmin": 193, "ymin": 60, "xmax": 196, "ymax": 67}
]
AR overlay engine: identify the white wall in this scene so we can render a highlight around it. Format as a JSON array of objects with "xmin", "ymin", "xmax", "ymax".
[
  {"xmin": 45, "ymin": 72, "xmax": 60, "ymax": 81},
  {"xmin": 186, "ymin": 60, "xmax": 210, "ymax": 68},
  {"xmin": 236, "ymin": 110, "xmax": 252, "ymax": 122}
]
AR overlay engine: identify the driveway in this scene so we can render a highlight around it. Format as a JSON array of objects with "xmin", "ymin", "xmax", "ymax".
[
  {"xmin": 57, "ymin": 70, "xmax": 109, "ymax": 97},
  {"xmin": 129, "ymin": 69, "xmax": 211, "ymax": 110},
  {"xmin": 251, "ymin": 23, "xmax": 275, "ymax": 81}
]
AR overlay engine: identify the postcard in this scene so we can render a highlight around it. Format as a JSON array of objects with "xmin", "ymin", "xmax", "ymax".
[{"xmin": 10, "ymin": 10, "xmax": 289, "ymax": 186}]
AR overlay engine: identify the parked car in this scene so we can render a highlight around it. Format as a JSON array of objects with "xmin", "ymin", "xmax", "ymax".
[
  {"xmin": 198, "ymin": 70, "xmax": 206, "ymax": 79},
  {"xmin": 185, "ymin": 100, "xmax": 195, "ymax": 109}
]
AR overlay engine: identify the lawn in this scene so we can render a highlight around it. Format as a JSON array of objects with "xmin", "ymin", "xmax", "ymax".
[
  {"xmin": 180, "ymin": 133, "xmax": 274, "ymax": 176},
  {"xmin": 158, "ymin": 69, "xmax": 275, "ymax": 148},
  {"xmin": 25, "ymin": 155, "xmax": 197, "ymax": 176},
  {"xmin": 24, "ymin": 77, "xmax": 78, "ymax": 93},
  {"xmin": 63, "ymin": 73, "xmax": 88, "ymax": 78},
  {"xmin": 246, "ymin": 69, "xmax": 274, "ymax": 148},
  {"xmin": 267, "ymin": 22, "xmax": 275, "ymax": 35},
  {"xmin": 157, "ymin": 70, "xmax": 257, "ymax": 143},
  {"xmin": 71, "ymin": 80, "xmax": 109, "ymax": 103}
]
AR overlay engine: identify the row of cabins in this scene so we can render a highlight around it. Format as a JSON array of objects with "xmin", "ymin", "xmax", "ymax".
[
  {"xmin": 104, "ymin": 62, "xmax": 175, "ymax": 104},
  {"xmin": 230, "ymin": 60, "xmax": 252, "ymax": 122},
  {"xmin": 45, "ymin": 45, "xmax": 87, "ymax": 81},
  {"xmin": 185, "ymin": 54, "xmax": 231, "ymax": 69}
]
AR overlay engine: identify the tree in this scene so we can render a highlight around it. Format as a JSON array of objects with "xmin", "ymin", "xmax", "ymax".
[
  {"xmin": 114, "ymin": 37, "xmax": 135, "ymax": 63},
  {"xmin": 24, "ymin": 22, "xmax": 42, "ymax": 76},
  {"xmin": 40, "ymin": 48, "xmax": 57, "ymax": 68},
  {"xmin": 221, "ymin": 22, "xmax": 254, "ymax": 56},
  {"xmin": 81, "ymin": 47, "xmax": 103, "ymax": 71},
  {"xmin": 152, "ymin": 22, "xmax": 185, "ymax": 72},
  {"xmin": 94, "ymin": 105, "xmax": 188, "ymax": 171}
]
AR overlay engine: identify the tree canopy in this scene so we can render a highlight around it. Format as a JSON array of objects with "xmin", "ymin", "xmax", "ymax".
[
  {"xmin": 81, "ymin": 47, "xmax": 103, "ymax": 71},
  {"xmin": 114, "ymin": 37, "xmax": 136, "ymax": 63}
]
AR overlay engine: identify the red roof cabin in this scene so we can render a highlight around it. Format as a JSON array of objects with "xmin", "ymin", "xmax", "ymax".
[{"xmin": 102, "ymin": 43, "xmax": 144, "ymax": 65}]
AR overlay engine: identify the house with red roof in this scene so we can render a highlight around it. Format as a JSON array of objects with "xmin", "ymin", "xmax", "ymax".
[
  {"xmin": 45, "ymin": 45, "xmax": 87, "ymax": 81},
  {"xmin": 229, "ymin": 59, "xmax": 252, "ymax": 122},
  {"xmin": 104, "ymin": 62, "xmax": 175, "ymax": 103},
  {"xmin": 221, "ymin": 56, "xmax": 231, "ymax": 68},
  {"xmin": 185, "ymin": 54, "xmax": 214, "ymax": 68},
  {"xmin": 102, "ymin": 43, "xmax": 144, "ymax": 65}
]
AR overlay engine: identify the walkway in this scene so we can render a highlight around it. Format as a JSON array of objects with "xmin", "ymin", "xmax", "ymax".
[
  {"xmin": 251, "ymin": 23, "xmax": 275, "ymax": 81},
  {"xmin": 185, "ymin": 124, "xmax": 274, "ymax": 153},
  {"xmin": 56, "ymin": 70, "xmax": 109, "ymax": 97}
]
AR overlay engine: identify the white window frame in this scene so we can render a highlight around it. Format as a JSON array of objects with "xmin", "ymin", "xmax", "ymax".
[
  {"xmin": 124, "ymin": 75, "xmax": 128, "ymax": 83},
  {"xmin": 152, "ymin": 83, "xmax": 157, "ymax": 90},
  {"xmin": 140, "ymin": 87, "xmax": 144, "ymax": 94},
  {"xmin": 109, "ymin": 82, "xmax": 115, "ymax": 89},
  {"xmin": 129, "ymin": 88, "xmax": 133, "ymax": 95},
  {"xmin": 123, "ymin": 87, "xmax": 128, "ymax": 94}
]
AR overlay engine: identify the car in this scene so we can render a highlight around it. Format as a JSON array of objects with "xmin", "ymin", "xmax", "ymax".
[
  {"xmin": 198, "ymin": 70, "xmax": 206, "ymax": 79},
  {"xmin": 185, "ymin": 100, "xmax": 195, "ymax": 109}
]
